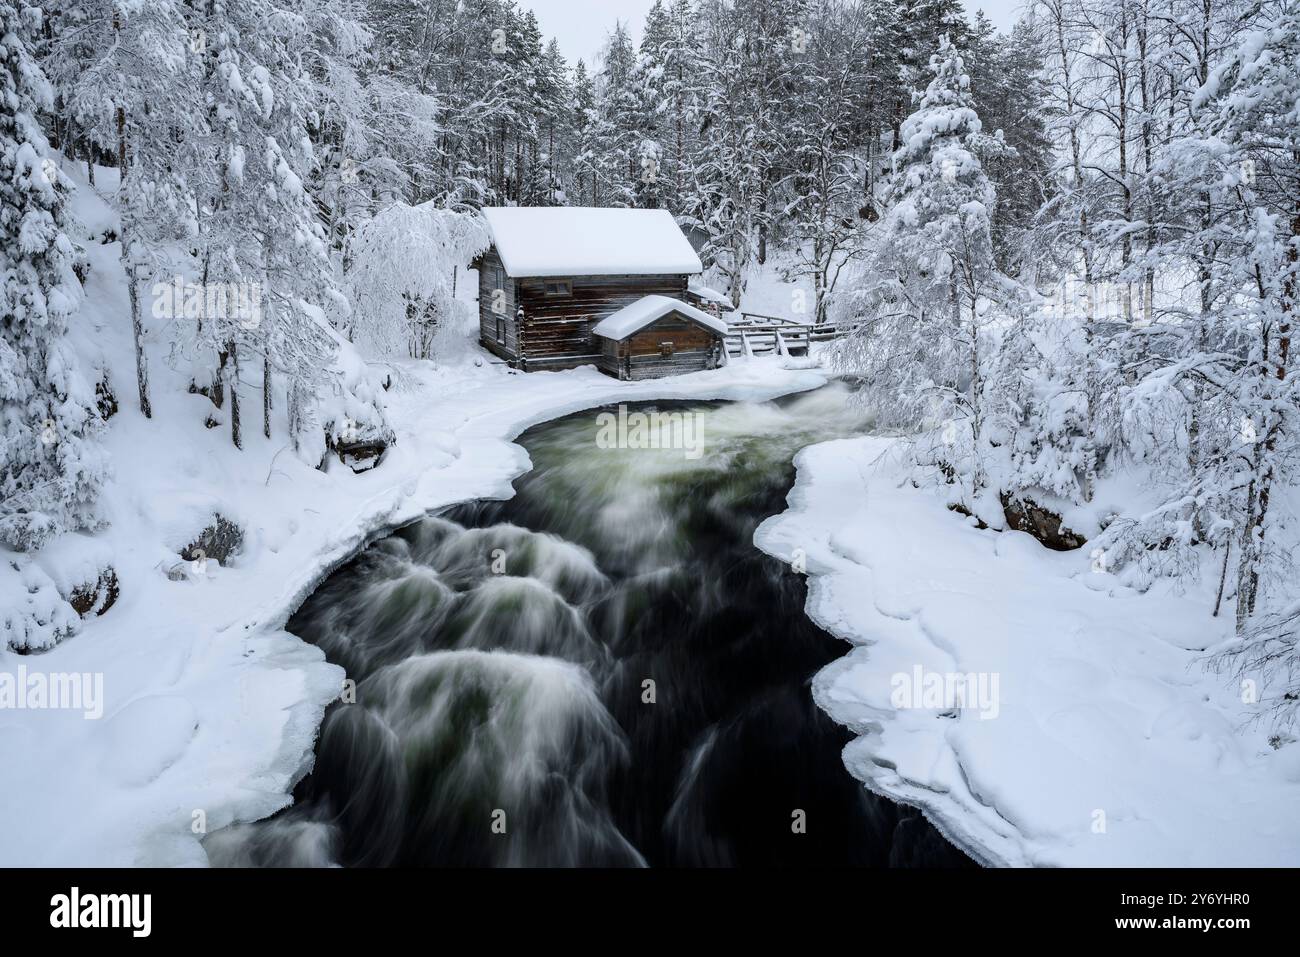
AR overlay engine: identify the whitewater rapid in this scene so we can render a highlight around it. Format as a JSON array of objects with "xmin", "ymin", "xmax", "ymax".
[{"xmin": 206, "ymin": 384, "xmax": 972, "ymax": 867}]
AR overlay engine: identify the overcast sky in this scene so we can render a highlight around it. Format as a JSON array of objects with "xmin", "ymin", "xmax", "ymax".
[{"xmin": 520, "ymin": 0, "xmax": 1029, "ymax": 66}]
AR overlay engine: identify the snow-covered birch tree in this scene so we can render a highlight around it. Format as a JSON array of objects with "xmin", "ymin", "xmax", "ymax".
[{"xmin": 1195, "ymin": 1, "xmax": 1300, "ymax": 729}]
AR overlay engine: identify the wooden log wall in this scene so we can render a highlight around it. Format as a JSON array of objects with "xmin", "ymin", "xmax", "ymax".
[
  {"xmin": 518, "ymin": 273, "xmax": 689, "ymax": 365},
  {"xmin": 475, "ymin": 247, "xmax": 520, "ymax": 360}
]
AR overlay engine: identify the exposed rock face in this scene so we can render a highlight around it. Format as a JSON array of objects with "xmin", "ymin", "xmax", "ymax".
[
  {"xmin": 333, "ymin": 438, "xmax": 389, "ymax": 473},
  {"xmin": 72, "ymin": 243, "xmax": 91, "ymax": 284},
  {"xmin": 1000, "ymin": 492, "xmax": 1086, "ymax": 551},
  {"xmin": 182, "ymin": 515, "xmax": 244, "ymax": 566},
  {"xmin": 948, "ymin": 502, "xmax": 989, "ymax": 530},
  {"xmin": 68, "ymin": 567, "xmax": 120, "ymax": 618}
]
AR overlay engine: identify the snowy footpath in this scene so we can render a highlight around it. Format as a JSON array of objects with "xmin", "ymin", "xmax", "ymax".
[
  {"xmin": 0, "ymin": 351, "xmax": 826, "ymax": 866},
  {"xmin": 756, "ymin": 435, "xmax": 1300, "ymax": 866}
]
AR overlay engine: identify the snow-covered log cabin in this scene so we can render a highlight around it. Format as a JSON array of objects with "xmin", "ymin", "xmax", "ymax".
[
  {"xmin": 473, "ymin": 208, "xmax": 725, "ymax": 376},
  {"xmin": 592, "ymin": 295, "xmax": 727, "ymax": 380}
]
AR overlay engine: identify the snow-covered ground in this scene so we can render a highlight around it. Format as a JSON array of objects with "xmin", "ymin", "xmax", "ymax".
[
  {"xmin": 731, "ymin": 253, "xmax": 819, "ymax": 320},
  {"xmin": 756, "ymin": 435, "xmax": 1300, "ymax": 867},
  {"xmin": 0, "ymin": 341, "xmax": 826, "ymax": 866},
  {"xmin": 0, "ymin": 162, "xmax": 829, "ymax": 866},
  {"xmin": 7, "ymin": 177, "xmax": 1295, "ymax": 869}
]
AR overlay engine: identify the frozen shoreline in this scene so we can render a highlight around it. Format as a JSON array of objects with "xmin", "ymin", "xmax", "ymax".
[
  {"xmin": 0, "ymin": 354, "xmax": 826, "ymax": 867},
  {"xmin": 13, "ymin": 349, "xmax": 1299, "ymax": 868},
  {"xmin": 756, "ymin": 435, "xmax": 1300, "ymax": 868}
]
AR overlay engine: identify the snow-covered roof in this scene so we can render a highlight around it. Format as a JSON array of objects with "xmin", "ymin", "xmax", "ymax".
[
  {"xmin": 591, "ymin": 295, "xmax": 729, "ymax": 340},
  {"xmin": 480, "ymin": 207, "xmax": 704, "ymax": 278}
]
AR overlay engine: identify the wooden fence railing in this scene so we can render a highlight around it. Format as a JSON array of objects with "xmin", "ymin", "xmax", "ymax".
[{"xmin": 723, "ymin": 312, "xmax": 854, "ymax": 357}]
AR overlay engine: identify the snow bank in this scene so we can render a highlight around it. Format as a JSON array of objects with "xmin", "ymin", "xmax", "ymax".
[
  {"xmin": 592, "ymin": 295, "xmax": 728, "ymax": 340},
  {"xmin": 0, "ymin": 158, "xmax": 825, "ymax": 867},
  {"xmin": 0, "ymin": 208, "xmax": 825, "ymax": 868},
  {"xmin": 481, "ymin": 207, "xmax": 703, "ymax": 277},
  {"xmin": 756, "ymin": 435, "xmax": 1300, "ymax": 867}
]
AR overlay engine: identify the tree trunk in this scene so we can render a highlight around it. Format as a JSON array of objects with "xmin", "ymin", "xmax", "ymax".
[
  {"xmin": 288, "ymin": 384, "xmax": 302, "ymax": 454},
  {"xmin": 212, "ymin": 348, "xmax": 227, "ymax": 409},
  {"xmin": 228, "ymin": 338, "xmax": 242, "ymax": 450},
  {"xmin": 1213, "ymin": 540, "xmax": 1230, "ymax": 618},
  {"xmin": 1235, "ymin": 476, "xmax": 1261, "ymax": 632},
  {"xmin": 125, "ymin": 257, "xmax": 152, "ymax": 419},
  {"xmin": 263, "ymin": 352, "xmax": 272, "ymax": 440},
  {"xmin": 113, "ymin": 9, "xmax": 126, "ymax": 178},
  {"xmin": 967, "ymin": 291, "xmax": 984, "ymax": 493},
  {"xmin": 116, "ymin": 106, "xmax": 126, "ymax": 176},
  {"xmin": 1235, "ymin": 200, "xmax": 1298, "ymax": 632},
  {"xmin": 1188, "ymin": 202, "xmax": 1213, "ymax": 480}
]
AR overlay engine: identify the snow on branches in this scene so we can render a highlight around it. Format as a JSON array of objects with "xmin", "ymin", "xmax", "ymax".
[
  {"xmin": 0, "ymin": 1, "xmax": 106, "ymax": 551},
  {"xmin": 344, "ymin": 203, "xmax": 488, "ymax": 360}
]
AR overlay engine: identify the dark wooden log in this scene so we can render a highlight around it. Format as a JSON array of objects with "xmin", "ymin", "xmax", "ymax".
[{"xmin": 475, "ymin": 247, "xmax": 520, "ymax": 359}]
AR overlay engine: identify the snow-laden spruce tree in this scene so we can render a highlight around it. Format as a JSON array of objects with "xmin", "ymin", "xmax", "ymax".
[
  {"xmin": 838, "ymin": 35, "xmax": 1008, "ymax": 506},
  {"xmin": 594, "ymin": 23, "xmax": 642, "ymax": 208},
  {"xmin": 979, "ymin": 299, "xmax": 1094, "ymax": 515},
  {"xmin": 636, "ymin": 0, "xmax": 702, "ymax": 213},
  {"xmin": 191, "ymin": 0, "xmax": 391, "ymax": 459},
  {"xmin": 0, "ymin": 1, "xmax": 107, "ymax": 550},
  {"xmin": 571, "ymin": 59, "xmax": 600, "ymax": 206},
  {"xmin": 527, "ymin": 38, "xmax": 572, "ymax": 207}
]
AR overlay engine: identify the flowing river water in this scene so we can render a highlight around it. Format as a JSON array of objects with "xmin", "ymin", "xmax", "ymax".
[{"xmin": 207, "ymin": 382, "xmax": 972, "ymax": 867}]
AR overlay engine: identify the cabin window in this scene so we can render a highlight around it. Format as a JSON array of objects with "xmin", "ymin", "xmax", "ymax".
[
  {"xmin": 543, "ymin": 279, "xmax": 572, "ymax": 297},
  {"xmin": 659, "ymin": 341, "xmax": 675, "ymax": 357},
  {"xmin": 488, "ymin": 265, "xmax": 508, "ymax": 316},
  {"xmin": 495, "ymin": 318, "xmax": 506, "ymax": 344}
]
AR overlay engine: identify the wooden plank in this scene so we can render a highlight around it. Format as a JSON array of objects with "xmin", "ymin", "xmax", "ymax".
[
  {"xmin": 516, "ymin": 273, "xmax": 691, "ymax": 366},
  {"xmin": 625, "ymin": 350, "xmax": 715, "ymax": 379},
  {"xmin": 737, "ymin": 311, "xmax": 801, "ymax": 326}
]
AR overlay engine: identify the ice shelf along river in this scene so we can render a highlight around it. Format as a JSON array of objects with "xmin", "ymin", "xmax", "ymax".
[{"xmin": 206, "ymin": 383, "xmax": 973, "ymax": 866}]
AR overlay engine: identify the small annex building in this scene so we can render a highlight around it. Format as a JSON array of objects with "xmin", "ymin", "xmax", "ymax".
[{"xmin": 592, "ymin": 295, "xmax": 728, "ymax": 380}]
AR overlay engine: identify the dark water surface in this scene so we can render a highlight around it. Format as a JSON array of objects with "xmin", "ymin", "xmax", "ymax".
[{"xmin": 207, "ymin": 383, "xmax": 972, "ymax": 867}]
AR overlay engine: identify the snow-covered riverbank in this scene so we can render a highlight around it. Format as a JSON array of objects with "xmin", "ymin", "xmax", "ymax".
[
  {"xmin": 0, "ymin": 351, "xmax": 827, "ymax": 867},
  {"xmin": 756, "ymin": 435, "xmax": 1300, "ymax": 867}
]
